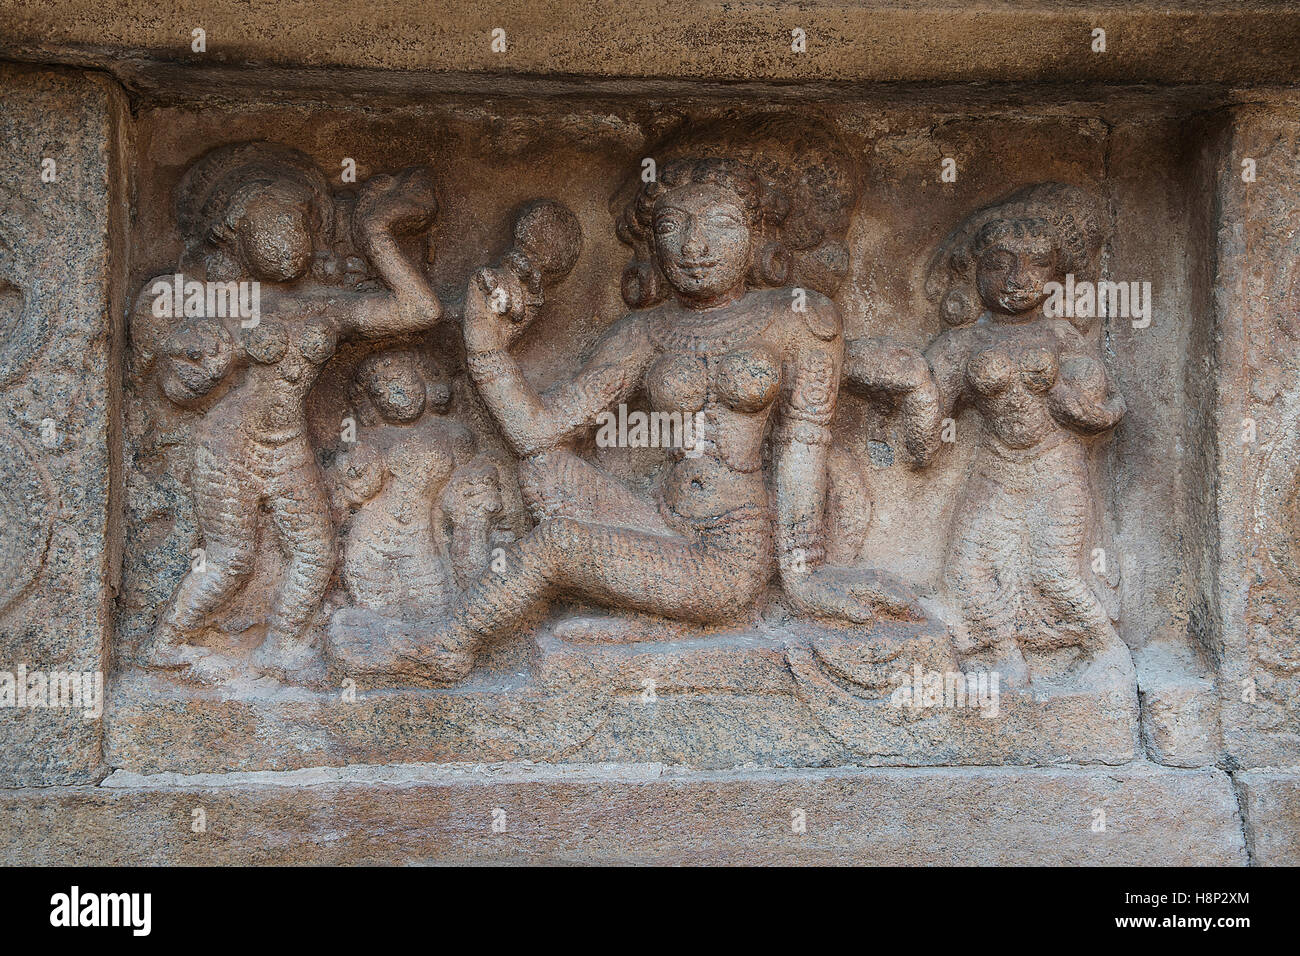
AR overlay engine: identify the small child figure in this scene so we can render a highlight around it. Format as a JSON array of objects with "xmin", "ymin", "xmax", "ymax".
[{"xmin": 332, "ymin": 349, "xmax": 505, "ymax": 624}]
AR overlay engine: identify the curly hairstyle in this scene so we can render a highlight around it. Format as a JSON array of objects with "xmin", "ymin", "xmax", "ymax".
[
  {"xmin": 614, "ymin": 116, "xmax": 859, "ymax": 307},
  {"xmin": 175, "ymin": 141, "xmax": 334, "ymax": 282},
  {"xmin": 616, "ymin": 157, "xmax": 783, "ymax": 307},
  {"xmin": 928, "ymin": 182, "xmax": 1104, "ymax": 331}
]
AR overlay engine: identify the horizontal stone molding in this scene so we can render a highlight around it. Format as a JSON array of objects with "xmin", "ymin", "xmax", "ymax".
[
  {"xmin": 2, "ymin": 2, "xmax": 1300, "ymax": 86},
  {"xmin": 1, "ymin": 762, "xmax": 1247, "ymax": 865}
]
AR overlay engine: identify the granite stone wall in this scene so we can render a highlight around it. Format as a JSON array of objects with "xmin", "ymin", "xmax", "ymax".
[{"xmin": 1, "ymin": 1, "xmax": 1298, "ymax": 865}]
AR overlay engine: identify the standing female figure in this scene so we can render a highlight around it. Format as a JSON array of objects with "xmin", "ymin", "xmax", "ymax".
[
  {"xmin": 846, "ymin": 184, "xmax": 1128, "ymax": 685},
  {"xmin": 140, "ymin": 142, "xmax": 443, "ymax": 679}
]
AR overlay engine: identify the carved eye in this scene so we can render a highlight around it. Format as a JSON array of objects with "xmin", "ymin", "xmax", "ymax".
[{"xmin": 655, "ymin": 216, "xmax": 683, "ymax": 236}]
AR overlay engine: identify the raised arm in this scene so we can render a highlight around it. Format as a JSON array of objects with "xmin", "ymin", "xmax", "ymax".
[
  {"xmin": 778, "ymin": 301, "xmax": 926, "ymax": 624},
  {"xmin": 462, "ymin": 271, "xmax": 656, "ymax": 458},
  {"xmin": 344, "ymin": 167, "xmax": 444, "ymax": 338}
]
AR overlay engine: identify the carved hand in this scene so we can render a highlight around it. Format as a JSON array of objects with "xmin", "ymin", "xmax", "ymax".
[
  {"xmin": 785, "ymin": 564, "xmax": 926, "ymax": 625},
  {"xmin": 158, "ymin": 318, "xmax": 238, "ymax": 407},
  {"xmin": 338, "ymin": 444, "xmax": 385, "ymax": 506},
  {"xmin": 844, "ymin": 337, "xmax": 932, "ymax": 396},
  {"xmin": 1047, "ymin": 354, "xmax": 1126, "ymax": 433},
  {"xmin": 463, "ymin": 267, "xmax": 523, "ymax": 354},
  {"xmin": 445, "ymin": 463, "xmax": 503, "ymax": 527},
  {"xmin": 354, "ymin": 166, "xmax": 439, "ymax": 242}
]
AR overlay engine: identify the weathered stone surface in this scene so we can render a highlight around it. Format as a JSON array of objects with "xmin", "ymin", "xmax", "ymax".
[
  {"xmin": 1211, "ymin": 96, "xmax": 1300, "ymax": 771},
  {"xmin": 0, "ymin": 65, "xmax": 126, "ymax": 787},
  {"xmin": 0, "ymin": 763, "xmax": 1247, "ymax": 865},
  {"xmin": 1136, "ymin": 644, "xmax": 1221, "ymax": 768},
  {"xmin": 2, "ymin": 1, "xmax": 1300, "ymax": 86},
  {"xmin": 105, "ymin": 621, "xmax": 1137, "ymax": 774},
  {"xmin": 1, "ymin": 5, "xmax": 1299, "ymax": 867},
  {"xmin": 1237, "ymin": 770, "xmax": 1300, "ymax": 865}
]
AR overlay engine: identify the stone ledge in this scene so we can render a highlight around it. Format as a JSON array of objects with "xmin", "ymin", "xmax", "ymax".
[
  {"xmin": 103, "ymin": 620, "xmax": 1138, "ymax": 773},
  {"xmin": 0, "ymin": 763, "xmax": 1247, "ymax": 865},
  {"xmin": 2, "ymin": 2, "xmax": 1300, "ymax": 86}
]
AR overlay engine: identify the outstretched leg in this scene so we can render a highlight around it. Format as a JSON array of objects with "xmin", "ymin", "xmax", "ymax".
[{"xmin": 329, "ymin": 513, "xmax": 770, "ymax": 683}]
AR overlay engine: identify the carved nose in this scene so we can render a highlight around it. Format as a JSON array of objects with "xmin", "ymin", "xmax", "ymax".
[{"xmin": 682, "ymin": 229, "xmax": 708, "ymax": 258}]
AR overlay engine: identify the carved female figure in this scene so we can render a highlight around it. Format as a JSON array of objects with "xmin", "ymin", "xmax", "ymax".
[
  {"xmin": 332, "ymin": 349, "xmax": 504, "ymax": 623},
  {"xmin": 845, "ymin": 183, "xmax": 1128, "ymax": 685},
  {"xmin": 330, "ymin": 151, "xmax": 920, "ymax": 685},
  {"xmin": 138, "ymin": 142, "xmax": 443, "ymax": 680}
]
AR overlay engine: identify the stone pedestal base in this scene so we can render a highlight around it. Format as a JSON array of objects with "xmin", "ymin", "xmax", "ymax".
[
  {"xmin": 105, "ymin": 617, "xmax": 1138, "ymax": 774},
  {"xmin": 0, "ymin": 762, "xmax": 1246, "ymax": 865}
]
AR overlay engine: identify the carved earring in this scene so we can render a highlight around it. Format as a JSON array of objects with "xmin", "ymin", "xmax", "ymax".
[
  {"xmin": 941, "ymin": 286, "xmax": 980, "ymax": 326},
  {"xmin": 753, "ymin": 240, "xmax": 791, "ymax": 287},
  {"xmin": 621, "ymin": 258, "xmax": 663, "ymax": 308}
]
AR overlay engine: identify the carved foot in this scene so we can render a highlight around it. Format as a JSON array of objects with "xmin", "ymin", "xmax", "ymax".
[
  {"xmin": 786, "ymin": 565, "xmax": 928, "ymax": 625},
  {"xmin": 326, "ymin": 607, "xmax": 473, "ymax": 688},
  {"xmin": 145, "ymin": 622, "xmax": 210, "ymax": 670},
  {"xmin": 1073, "ymin": 629, "xmax": 1137, "ymax": 693},
  {"xmin": 985, "ymin": 638, "xmax": 1030, "ymax": 692},
  {"xmin": 250, "ymin": 633, "xmax": 326, "ymax": 685}
]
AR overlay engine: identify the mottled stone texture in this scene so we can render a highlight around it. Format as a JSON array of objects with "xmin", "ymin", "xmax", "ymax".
[
  {"xmin": 1237, "ymin": 771, "xmax": 1300, "ymax": 865},
  {"xmin": 1213, "ymin": 96, "xmax": 1300, "ymax": 770},
  {"xmin": 0, "ymin": 65, "xmax": 126, "ymax": 787},
  {"xmin": 2, "ymin": 1, "xmax": 1300, "ymax": 85},
  {"xmin": 0, "ymin": 764, "xmax": 1246, "ymax": 865},
  {"xmin": 1, "ymin": 6, "xmax": 1299, "ymax": 865}
]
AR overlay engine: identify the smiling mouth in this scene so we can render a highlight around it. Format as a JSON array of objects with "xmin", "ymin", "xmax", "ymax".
[{"xmin": 680, "ymin": 261, "xmax": 718, "ymax": 271}]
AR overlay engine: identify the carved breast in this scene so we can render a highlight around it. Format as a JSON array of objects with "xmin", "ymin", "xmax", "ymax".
[
  {"xmin": 715, "ymin": 346, "xmax": 781, "ymax": 412},
  {"xmin": 967, "ymin": 341, "xmax": 1058, "ymax": 396},
  {"xmin": 646, "ymin": 345, "xmax": 782, "ymax": 416},
  {"xmin": 647, "ymin": 352, "xmax": 707, "ymax": 412}
]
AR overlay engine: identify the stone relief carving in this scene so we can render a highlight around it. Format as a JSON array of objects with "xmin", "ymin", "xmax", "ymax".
[
  {"xmin": 134, "ymin": 142, "xmax": 444, "ymax": 681},
  {"xmin": 844, "ymin": 183, "xmax": 1132, "ymax": 690},
  {"xmin": 0, "ymin": 186, "xmax": 50, "ymax": 389},
  {"xmin": 333, "ymin": 349, "xmax": 488, "ymax": 617},
  {"xmin": 0, "ymin": 192, "xmax": 54, "ymax": 617},
  {"xmin": 0, "ymin": 421, "xmax": 54, "ymax": 617},
  {"xmin": 326, "ymin": 120, "xmax": 927, "ymax": 687},
  {"xmin": 128, "ymin": 130, "xmax": 1139, "ymax": 771}
]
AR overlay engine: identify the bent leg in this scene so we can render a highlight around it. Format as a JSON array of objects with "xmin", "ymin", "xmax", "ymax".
[
  {"xmin": 151, "ymin": 443, "xmax": 258, "ymax": 664},
  {"xmin": 450, "ymin": 515, "xmax": 767, "ymax": 651},
  {"xmin": 518, "ymin": 450, "xmax": 673, "ymax": 535}
]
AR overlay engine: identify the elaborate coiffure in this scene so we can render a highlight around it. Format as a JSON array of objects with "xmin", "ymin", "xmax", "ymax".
[
  {"xmin": 614, "ymin": 115, "xmax": 859, "ymax": 307},
  {"xmin": 174, "ymin": 141, "xmax": 334, "ymax": 280},
  {"xmin": 926, "ymin": 182, "xmax": 1105, "ymax": 331}
]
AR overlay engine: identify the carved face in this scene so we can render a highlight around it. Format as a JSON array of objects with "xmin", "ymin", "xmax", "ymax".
[
  {"xmin": 363, "ymin": 355, "xmax": 427, "ymax": 423},
  {"xmin": 235, "ymin": 187, "xmax": 314, "ymax": 283},
  {"xmin": 975, "ymin": 232, "xmax": 1058, "ymax": 317},
  {"xmin": 652, "ymin": 183, "xmax": 753, "ymax": 303}
]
